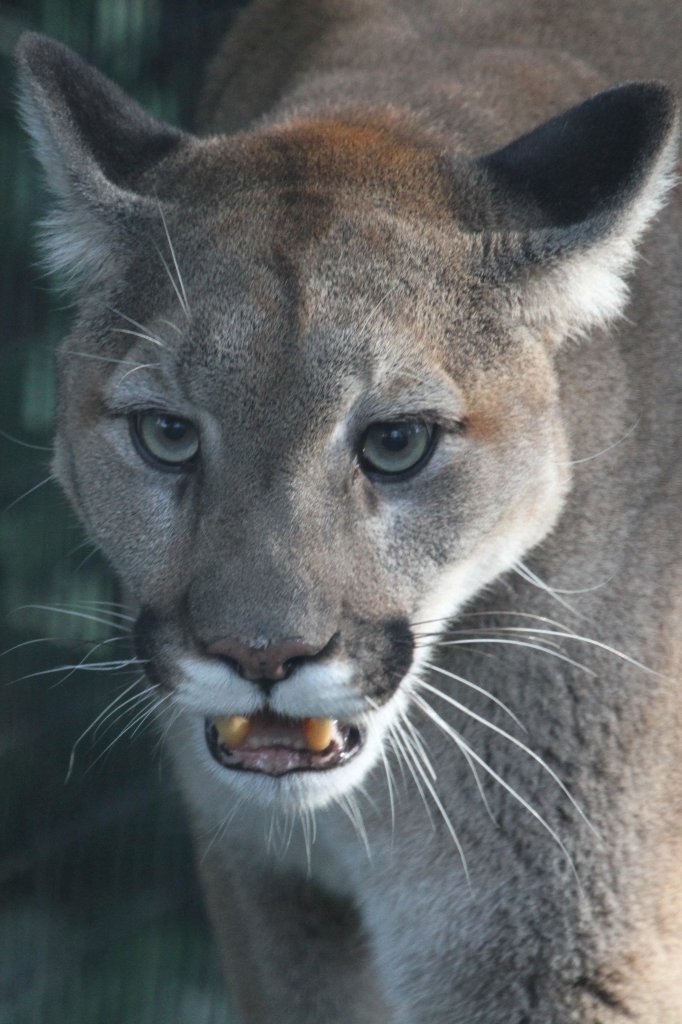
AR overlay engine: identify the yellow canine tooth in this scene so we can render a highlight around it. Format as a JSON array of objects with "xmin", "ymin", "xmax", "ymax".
[
  {"xmin": 303, "ymin": 717, "xmax": 334, "ymax": 753},
  {"xmin": 214, "ymin": 715, "xmax": 250, "ymax": 749}
]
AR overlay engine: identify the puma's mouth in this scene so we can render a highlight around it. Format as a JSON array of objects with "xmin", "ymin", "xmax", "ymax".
[{"xmin": 205, "ymin": 712, "xmax": 363, "ymax": 776}]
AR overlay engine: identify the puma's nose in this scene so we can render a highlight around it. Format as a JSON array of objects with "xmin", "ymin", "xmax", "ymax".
[{"xmin": 206, "ymin": 637, "xmax": 326, "ymax": 684}]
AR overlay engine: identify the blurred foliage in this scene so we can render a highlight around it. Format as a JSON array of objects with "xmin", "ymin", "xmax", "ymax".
[{"xmin": 0, "ymin": 0, "xmax": 246, "ymax": 1020}]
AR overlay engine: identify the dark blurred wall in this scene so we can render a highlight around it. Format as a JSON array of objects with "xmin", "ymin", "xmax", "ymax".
[{"xmin": 0, "ymin": 3, "xmax": 246, "ymax": 1021}]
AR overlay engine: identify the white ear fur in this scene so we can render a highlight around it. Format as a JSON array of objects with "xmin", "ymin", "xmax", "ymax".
[
  {"xmin": 520, "ymin": 130, "xmax": 679, "ymax": 340},
  {"xmin": 16, "ymin": 62, "xmax": 124, "ymax": 289},
  {"xmin": 16, "ymin": 33, "xmax": 186, "ymax": 292},
  {"xmin": 475, "ymin": 82, "xmax": 680, "ymax": 342}
]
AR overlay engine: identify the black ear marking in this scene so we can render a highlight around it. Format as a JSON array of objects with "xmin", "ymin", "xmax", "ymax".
[
  {"xmin": 480, "ymin": 83, "xmax": 678, "ymax": 229},
  {"xmin": 16, "ymin": 32, "xmax": 187, "ymax": 196},
  {"xmin": 15, "ymin": 33, "xmax": 193, "ymax": 291}
]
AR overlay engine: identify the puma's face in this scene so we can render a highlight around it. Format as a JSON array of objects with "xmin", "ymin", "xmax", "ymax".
[
  {"xmin": 18, "ymin": 37, "xmax": 677, "ymax": 811},
  {"xmin": 54, "ymin": 181, "xmax": 570, "ymax": 812}
]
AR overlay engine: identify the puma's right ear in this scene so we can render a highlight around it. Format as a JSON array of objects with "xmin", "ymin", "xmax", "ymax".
[
  {"xmin": 473, "ymin": 83, "xmax": 679, "ymax": 341},
  {"xmin": 16, "ymin": 33, "xmax": 191, "ymax": 290}
]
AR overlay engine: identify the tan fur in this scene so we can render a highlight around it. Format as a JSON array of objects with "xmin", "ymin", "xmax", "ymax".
[{"xmin": 16, "ymin": 1, "xmax": 682, "ymax": 1021}]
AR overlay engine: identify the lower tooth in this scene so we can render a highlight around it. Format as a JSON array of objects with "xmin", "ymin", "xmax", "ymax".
[
  {"xmin": 214, "ymin": 715, "xmax": 250, "ymax": 748},
  {"xmin": 303, "ymin": 717, "xmax": 334, "ymax": 752}
]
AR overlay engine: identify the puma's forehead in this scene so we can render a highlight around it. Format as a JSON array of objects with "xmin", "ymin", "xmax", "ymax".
[{"xmin": 158, "ymin": 117, "xmax": 462, "ymax": 220}]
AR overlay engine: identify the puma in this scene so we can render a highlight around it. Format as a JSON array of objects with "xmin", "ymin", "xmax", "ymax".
[{"xmin": 17, "ymin": 1, "xmax": 682, "ymax": 1020}]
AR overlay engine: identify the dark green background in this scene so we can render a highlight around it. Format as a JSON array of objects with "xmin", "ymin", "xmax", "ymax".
[{"xmin": 0, "ymin": 2, "xmax": 246, "ymax": 1020}]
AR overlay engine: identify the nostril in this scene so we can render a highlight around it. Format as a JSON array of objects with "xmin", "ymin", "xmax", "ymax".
[
  {"xmin": 205, "ymin": 637, "xmax": 329, "ymax": 684},
  {"xmin": 220, "ymin": 655, "xmax": 245, "ymax": 679}
]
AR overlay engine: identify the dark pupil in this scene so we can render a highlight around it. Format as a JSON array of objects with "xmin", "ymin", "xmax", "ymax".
[
  {"xmin": 381, "ymin": 426, "xmax": 410, "ymax": 452},
  {"xmin": 157, "ymin": 415, "xmax": 187, "ymax": 441}
]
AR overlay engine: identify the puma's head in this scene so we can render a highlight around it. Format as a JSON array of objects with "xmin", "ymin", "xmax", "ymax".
[{"xmin": 17, "ymin": 34, "xmax": 678, "ymax": 812}]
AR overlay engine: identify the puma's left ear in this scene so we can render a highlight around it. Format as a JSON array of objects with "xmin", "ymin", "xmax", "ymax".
[
  {"xmin": 16, "ymin": 33, "xmax": 191, "ymax": 291},
  {"xmin": 475, "ymin": 83, "xmax": 679, "ymax": 340}
]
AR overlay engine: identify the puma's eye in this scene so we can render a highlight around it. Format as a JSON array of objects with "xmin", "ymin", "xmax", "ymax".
[
  {"xmin": 359, "ymin": 422, "xmax": 435, "ymax": 478},
  {"xmin": 131, "ymin": 411, "xmax": 199, "ymax": 469}
]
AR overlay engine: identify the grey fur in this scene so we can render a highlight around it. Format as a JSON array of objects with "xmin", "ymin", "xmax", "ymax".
[{"xmin": 16, "ymin": 2, "xmax": 682, "ymax": 1020}]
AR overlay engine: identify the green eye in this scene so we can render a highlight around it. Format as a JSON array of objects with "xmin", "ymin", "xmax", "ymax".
[
  {"xmin": 360, "ymin": 421, "xmax": 435, "ymax": 478},
  {"xmin": 132, "ymin": 411, "xmax": 199, "ymax": 469}
]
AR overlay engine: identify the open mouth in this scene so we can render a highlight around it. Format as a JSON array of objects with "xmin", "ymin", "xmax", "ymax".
[{"xmin": 205, "ymin": 712, "xmax": 363, "ymax": 776}]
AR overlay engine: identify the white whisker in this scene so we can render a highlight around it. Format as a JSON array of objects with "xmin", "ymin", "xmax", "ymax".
[
  {"xmin": 387, "ymin": 719, "xmax": 435, "ymax": 827},
  {"xmin": 4, "ymin": 473, "xmax": 54, "ymax": 514},
  {"xmin": 63, "ymin": 350, "xmax": 141, "ymax": 367},
  {"xmin": 108, "ymin": 307, "xmax": 170, "ymax": 350},
  {"xmin": 338, "ymin": 793, "xmax": 371, "ymax": 860},
  {"xmin": 514, "ymin": 562, "xmax": 581, "ymax": 617},
  {"xmin": 427, "ymin": 637, "xmax": 595, "ymax": 676},
  {"xmin": 66, "ymin": 677, "xmax": 143, "ymax": 781},
  {"xmin": 85, "ymin": 688, "xmax": 167, "ymax": 771},
  {"xmin": 0, "ymin": 428, "xmax": 52, "ymax": 452},
  {"xmin": 562, "ymin": 416, "xmax": 640, "ymax": 465},
  {"xmin": 157, "ymin": 317, "xmax": 183, "ymax": 336},
  {"xmin": 156, "ymin": 202, "xmax": 190, "ymax": 318},
  {"xmin": 115, "ymin": 362, "xmax": 161, "ymax": 386},
  {"xmin": 414, "ymin": 660, "xmax": 527, "ymax": 726},
  {"xmin": 449, "ymin": 626, "xmax": 663, "ymax": 679},
  {"xmin": 13, "ymin": 604, "xmax": 129, "ymax": 633},
  {"xmin": 111, "ymin": 327, "xmax": 168, "ymax": 350},
  {"xmin": 395, "ymin": 708, "xmax": 469, "ymax": 881},
  {"xmin": 411, "ymin": 692, "xmax": 581, "ymax": 887},
  {"xmin": 417, "ymin": 672, "xmax": 597, "ymax": 837}
]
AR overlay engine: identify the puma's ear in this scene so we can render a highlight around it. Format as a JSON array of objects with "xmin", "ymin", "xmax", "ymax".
[
  {"xmin": 16, "ymin": 33, "xmax": 190, "ymax": 290},
  {"xmin": 475, "ymin": 83, "xmax": 679, "ymax": 340}
]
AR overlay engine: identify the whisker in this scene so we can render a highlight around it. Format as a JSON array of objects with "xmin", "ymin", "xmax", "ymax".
[
  {"xmin": 398, "ymin": 712, "xmax": 438, "ymax": 782},
  {"xmin": 0, "ymin": 428, "xmax": 52, "ymax": 453},
  {"xmin": 114, "ymin": 362, "xmax": 161, "ymax": 386},
  {"xmin": 445, "ymin": 626, "xmax": 663, "ymax": 679},
  {"xmin": 73, "ymin": 546, "xmax": 102, "ymax": 571},
  {"xmin": 92, "ymin": 685, "xmax": 158, "ymax": 743},
  {"xmin": 63, "ymin": 350, "xmax": 141, "ymax": 367},
  {"xmin": 4, "ymin": 473, "xmax": 54, "ymax": 514},
  {"xmin": 7, "ymin": 636, "xmax": 138, "ymax": 687},
  {"xmin": 413, "ymin": 660, "xmax": 527, "ymax": 726},
  {"xmin": 387, "ymin": 718, "xmax": 436, "ymax": 828},
  {"xmin": 425, "ymin": 637, "xmax": 595, "ymax": 677},
  {"xmin": 411, "ymin": 692, "xmax": 581, "ymax": 886},
  {"xmin": 514, "ymin": 562, "xmax": 581, "ymax": 617},
  {"xmin": 111, "ymin": 327, "xmax": 168, "ymax": 350},
  {"xmin": 128, "ymin": 693, "xmax": 170, "ymax": 740},
  {"xmin": 66, "ymin": 677, "xmax": 144, "ymax": 781},
  {"xmin": 338, "ymin": 793, "xmax": 372, "ymax": 860},
  {"xmin": 1, "ymin": 636, "xmax": 63, "ymax": 658},
  {"xmin": 68, "ymin": 602, "xmax": 135, "ymax": 623},
  {"xmin": 11, "ymin": 605, "xmax": 129, "ymax": 633},
  {"xmin": 395, "ymin": 708, "xmax": 470, "ymax": 882},
  {"xmin": 201, "ymin": 794, "xmax": 248, "ymax": 862},
  {"xmin": 85, "ymin": 688, "xmax": 168, "ymax": 772},
  {"xmin": 157, "ymin": 317, "xmax": 183, "ymax": 336},
  {"xmin": 562, "ymin": 416, "xmax": 640, "ymax": 466},
  {"xmin": 378, "ymin": 739, "xmax": 397, "ymax": 834},
  {"xmin": 365, "ymin": 697, "xmax": 397, "ymax": 832},
  {"xmin": 108, "ymin": 307, "xmax": 170, "ymax": 350},
  {"xmin": 410, "ymin": 685, "xmax": 496, "ymax": 824},
  {"xmin": 357, "ymin": 281, "xmax": 401, "ymax": 337},
  {"xmin": 156, "ymin": 202, "xmax": 190, "ymax": 318},
  {"xmin": 416, "ymin": 672, "xmax": 597, "ymax": 837}
]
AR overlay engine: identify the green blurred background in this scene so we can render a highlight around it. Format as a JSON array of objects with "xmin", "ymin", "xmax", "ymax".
[{"xmin": 0, "ymin": 2, "xmax": 245, "ymax": 1020}]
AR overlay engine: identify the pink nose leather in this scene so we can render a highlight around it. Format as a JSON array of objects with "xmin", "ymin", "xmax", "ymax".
[{"xmin": 206, "ymin": 638, "xmax": 323, "ymax": 681}]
